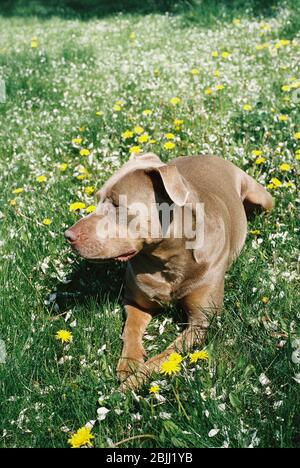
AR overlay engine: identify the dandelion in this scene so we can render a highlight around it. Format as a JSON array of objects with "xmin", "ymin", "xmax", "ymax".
[
  {"xmin": 95, "ymin": 111, "xmax": 103, "ymax": 116},
  {"xmin": 295, "ymin": 150, "xmax": 300, "ymax": 160},
  {"xmin": 252, "ymin": 150, "xmax": 262, "ymax": 157},
  {"xmin": 129, "ymin": 32, "xmax": 136, "ymax": 40},
  {"xmin": 279, "ymin": 163, "xmax": 291, "ymax": 172},
  {"xmin": 233, "ymin": 18, "xmax": 241, "ymax": 25},
  {"xmin": 213, "ymin": 70, "xmax": 221, "ymax": 77},
  {"xmin": 58, "ymin": 163, "xmax": 68, "ymax": 172},
  {"xmin": 12, "ymin": 188, "xmax": 24, "ymax": 194},
  {"xmin": 10, "ymin": 199, "xmax": 17, "ymax": 206},
  {"xmin": 149, "ymin": 139, "xmax": 157, "ymax": 144},
  {"xmin": 243, "ymin": 104, "xmax": 252, "ymax": 111},
  {"xmin": 261, "ymin": 296, "xmax": 269, "ymax": 304},
  {"xmin": 121, "ymin": 130, "xmax": 133, "ymax": 139},
  {"xmin": 250, "ymin": 229, "xmax": 261, "ymax": 235},
  {"xmin": 278, "ymin": 114, "xmax": 288, "ymax": 122},
  {"xmin": 281, "ymin": 85, "xmax": 290, "ymax": 92},
  {"xmin": 189, "ymin": 350, "xmax": 209, "ymax": 363},
  {"xmin": 255, "ymin": 157, "xmax": 266, "ymax": 165},
  {"xmin": 84, "ymin": 186, "xmax": 95, "ymax": 196},
  {"xmin": 129, "ymin": 145, "xmax": 141, "ymax": 154},
  {"xmin": 31, "ymin": 37, "xmax": 38, "ymax": 48},
  {"xmin": 86, "ymin": 205, "xmax": 96, "ymax": 213},
  {"xmin": 174, "ymin": 119, "xmax": 183, "ymax": 130},
  {"xmin": 211, "ymin": 51, "xmax": 219, "ymax": 57},
  {"xmin": 138, "ymin": 134, "xmax": 149, "ymax": 144},
  {"xmin": 170, "ymin": 97, "xmax": 181, "ymax": 105},
  {"xmin": 55, "ymin": 330, "xmax": 72, "ymax": 344},
  {"xmin": 169, "ymin": 352, "xmax": 183, "ymax": 363},
  {"xmin": 134, "ymin": 126, "xmax": 144, "ymax": 135},
  {"xmin": 42, "ymin": 218, "xmax": 52, "ymax": 226},
  {"xmin": 149, "ymin": 385, "xmax": 160, "ymax": 394},
  {"xmin": 160, "ymin": 359, "xmax": 181, "ymax": 376},
  {"xmin": 36, "ymin": 175, "xmax": 47, "ymax": 183},
  {"xmin": 113, "ymin": 104, "xmax": 121, "ymax": 112},
  {"xmin": 221, "ymin": 51, "xmax": 230, "ymax": 59},
  {"xmin": 142, "ymin": 109, "xmax": 152, "ymax": 116},
  {"xmin": 164, "ymin": 142, "xmax": 175, "ymax": 150},
  {"xmin": 68, "ymin": 427, "xmax": 94, "ymax": 449},
  {"xmin": 271, "ymin": 177, "xmax": 282, "ymax": 188},
  {"xmin": 204, "ymin": 88, "xmax": 213, "ymax": 95},
  {"xmin": 293, "ymin": 132, "xmax": 300, "ymax": 140},
  {"xmin": 72, "ymin": 138, "xmax": 82, "ymax": 145},
  {"xmin": 164, "ymin": 133, "xmax": 175, "ymax": 140},
  {"xmin": 80, "ymin": 149, "xmax": 90, "ymax": 157},
  {"xmin": 69, "ymin": 202, "xmax": 86, "ymax": 212},
  {"xmin": 190, "ymin": 68, "xmax": 200, "ymax": 75},
  {"xmin": 216, "ymin": 84, "xmax": 225, "ymax": 91}
]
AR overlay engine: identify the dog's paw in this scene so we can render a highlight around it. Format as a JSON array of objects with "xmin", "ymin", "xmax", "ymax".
[{"xmin": 116, "ymin": 356, "xmax": 144, "ymax": 383}]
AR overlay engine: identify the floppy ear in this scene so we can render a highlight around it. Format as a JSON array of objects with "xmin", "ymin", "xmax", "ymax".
[
  {"xmin": 148, "ymin": 164, "xmax": 190, "ymax": 206},
  {"xmin": 129, "ymin": 152, "xmax": 162, "ymax": 164}
]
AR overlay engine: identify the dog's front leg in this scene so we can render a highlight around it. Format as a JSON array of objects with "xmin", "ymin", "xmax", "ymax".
[{"xmin": 117, "ymin": 304, "xmax": 152, "ymax": 382}]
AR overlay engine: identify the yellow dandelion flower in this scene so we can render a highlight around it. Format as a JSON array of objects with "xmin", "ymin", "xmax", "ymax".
[
  {"xmin": 170, "ymin": 97, "xmax": 181, "ymax": 105},
  {"xmin": 122, "ymin": 130, "xmax": 134, "ymax": 140},
  {"xmin": 271, "ymin": 177, "xmax": 282, "ymax": 188},
  {"xmin": 216, "ymin": 84, "xmax": 225, "ymax": 91},
  {"xmin": 80, "ymin": 149, "xmax": 90, "ymax": 157},
  {"xmin": 138, "ymin": 134, "xmax": 149, "ymax": 144},
  {"xmin": 10, "ymin": 199, "xmax": 17, "ymax": 206},
  {"xmin": 169, "ymin": 352, "xmax": 183, "ymax": 363},
  {"xmin": 261, "ymin": 296, "xmax": 269, "ymax": 304},
  {"xmin": 36, "ymin": 175, "xmax": 47, "ymax": 183},
  {"xmin": 164, "ymin": 133, "xmax": 175, "ymax": 140},
  {"xmin": 31, "ymin": 38, "xmax": 38, "ymax": 48},
  {"xmin": 189, "ymin": 350, "xmax": 209, "ymax": 363},
  {"xmin": 113, "ymin": 104, "xmax": 122, "ymax": 112},
  {"xmin": 42, "ymin": 218, "xmax": 52, "ymax": 226},
  {"xmin": 143, "ymin": 109, "xmax": 152, "ymax": 116},
  {"xmin": 55, "ymin": 330, "xmax": 72, "ymax": 344},
  {"xmin": 129, "ymin": 32, "xmax": 136, "ymax": 40},
  {"xmin": 149, "ymin": 385, "xmax": 160, "ymax": 394},
  {"xmin": 233, "ymin": 18, "xmax": 241, "ymax": 25},
  {"xmin": 250, "ymin": 229, "xmax": 261, "ymax": 235},
  {"xmin": 84, "ymin": 186, "xmax": 95, "ymax": 196},
  {"xmin": 281, "ymin": 85, "xmax": 290, "ymax": 92},
  {"xmin": 213, "ymin": 69, "xmax": 221, "ymax": 77},
  {"xmin": 72, "ymin": 138, "xmax": 82, "ymax": 145},
  {"xmin": 204, "ymin": 88, "xmax": 213, "ymax": 95},
  {"xmin": 86, "ymin": 205, "xmax": 96, "ymax": 213},
  {"xmin": 252, "ymin": 150, "xmax": 263, "ymax": 157},
  {"xmin": 149, "ymin": 139, "xmax": 157, "ymax": 144},
  {"xmin": 278, "ymin": 114, "xmax": 288, "ymax": 121},
  {"xmin": 58, "ymin": 163, "xmax": 68, "ymax": 172},
  {"xmin": 243, "ymin": 104, "xmax": 252, "ymax": 111},
  {"xmin": 129, "ymin": 145, "xmax": 141, "ymax": 154},
  {"xmin": 211, "ymin": 51, "xmax": 219, "ymax": 57},
  {"xmin": 69, "ymin": 202, "xmax": 86, "ymax": 212},
  {"xmin": 255, "ymin": 157, "xmax": 266, "ymax": 165},
  {"xmin": 293, "ymin": 132, "xmax": 300, "ymax": 140},
  {"xmin": 96, "ymin": 111, "xmax": 103, "ymax": 116},
  {"xmin": 12, "ymin": 188, "xmax": 24, "ymax": 194},
  {"xmin": 134, "ymin": 126, "xmax": 144, "ymax": 135},
  {"xmin": 164, "ymin": 142, "xmax": 175, "ymax": 150},
  {"xmin": 221, "ymin": 51, "xmax": 230, "ymax": 59},
  {"xmin": 68, "ymin": 427, "xmax": 94, "ymax": 449},
  {"xmin": 160, "ymin": 359, "xmax": 181, "ymax": 376},
  {"xmin": 279, "ymin": 163, "xmax": 291, "ymax": 172},
  {"xmin": 173, "ymin": 119, "xmax": 184, "ymax": 129},
  {"xmin": 190, "ymin": 68, "xmax": 200, "ymax": 75}
]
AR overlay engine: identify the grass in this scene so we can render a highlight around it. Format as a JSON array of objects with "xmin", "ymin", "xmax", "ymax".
[{"xmin": 0, "ymin": 0, "xmax": 300, "ymax": 449}]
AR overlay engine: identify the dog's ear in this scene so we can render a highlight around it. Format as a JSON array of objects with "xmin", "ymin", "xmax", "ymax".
[
  {"xmin": 129, "ymin": 152, "xmax": 162, "ymax": 164},
  {"xmin": 148, "ymin": 164, "xmax": 190, "ymax": 206}
]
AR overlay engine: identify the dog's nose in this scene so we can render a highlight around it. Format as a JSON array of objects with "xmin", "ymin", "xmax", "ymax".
[{"xmin": 64, "ymin": 229, "xmax": 78, "ymax": 243}]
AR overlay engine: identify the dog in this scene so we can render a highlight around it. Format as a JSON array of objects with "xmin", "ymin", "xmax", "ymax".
[{"xmin": 65, "ymin": 153, "xmax": 273, "ymax": 390}]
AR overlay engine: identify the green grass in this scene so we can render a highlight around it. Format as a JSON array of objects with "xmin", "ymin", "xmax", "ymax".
[{"xmin": 0, "ymin": 0, "xmax": 300, "ymax": 449}]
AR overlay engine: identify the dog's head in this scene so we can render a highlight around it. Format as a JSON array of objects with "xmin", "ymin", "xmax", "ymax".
[{"xmin": 65, "ymin": 153, "xmax": 191, "ymax": 262}]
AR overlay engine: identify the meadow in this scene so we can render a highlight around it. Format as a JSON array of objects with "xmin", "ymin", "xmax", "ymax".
[{"xmin": 0, "ymin": 0, "xmax": 299, "ymax": 448}]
